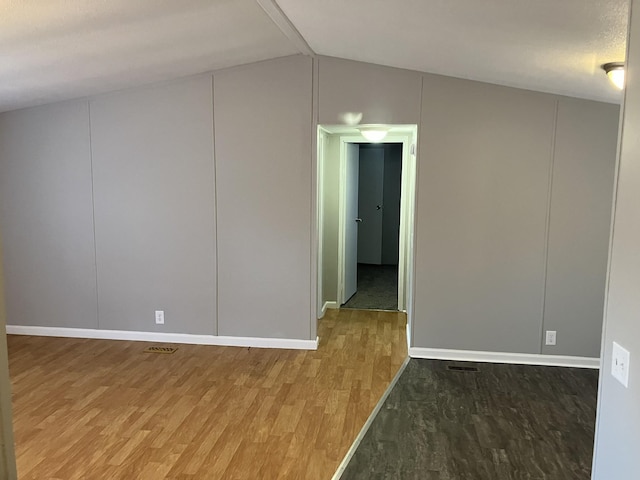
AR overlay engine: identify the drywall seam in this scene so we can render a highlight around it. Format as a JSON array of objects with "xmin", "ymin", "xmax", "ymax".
[
  {"xmin": 255, "ymin": 0, "xmax": 315, "ymax": 56},
  {"xmin": 539, "ymin": 98, "xmax": 560, "ymax": 353},
  {"xmin": 211, "ymin": 75, "xmax": 219, "ymax": 336},
  {"xmin": 87, "ymin": 100, "xmax": 101, "ymax": 330}
]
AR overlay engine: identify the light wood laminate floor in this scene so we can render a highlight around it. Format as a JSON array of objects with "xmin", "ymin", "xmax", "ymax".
[{"xmin": 8, "ymin": 309, "xmax": 407, "ymax": 479}]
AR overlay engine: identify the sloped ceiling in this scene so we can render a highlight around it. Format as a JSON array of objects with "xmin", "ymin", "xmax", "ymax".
[
  {"xmin": 0, "ymin": 0, "xmax": 299, "ymax": 112},
  {"xmin": 0, "ymin": 0, "xmax": 630, "ymax": 112},
  {"xmin": 278, "ymin": 0, "xmax": 629, "ymax": 104}
]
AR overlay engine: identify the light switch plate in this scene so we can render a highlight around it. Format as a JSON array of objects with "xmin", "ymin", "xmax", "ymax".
[{"xmin": 612, "ymin": 341, "xmax": 630, "ymax": 388}]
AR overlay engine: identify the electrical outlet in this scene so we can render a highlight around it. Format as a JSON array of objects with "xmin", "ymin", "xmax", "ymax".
[
  {"xmin": 612, "ymin": 341, "xmax": 630, "ymax": 388},
  {"xmin": 545, "ymin": 330, "xmax": 557, "ymax": 346},
  {"xmin": 155, "ymin": 310, "xmax": 165, "ymax": 325}
]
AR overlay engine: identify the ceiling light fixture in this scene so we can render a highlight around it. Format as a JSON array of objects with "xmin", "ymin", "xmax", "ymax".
[
  {"xmin": 359, "ymin": 126, "xmax": 388, "ymax": 142},
  {"xmin": 603, "ymin": 62, "xmax": 625, "ymax": 90}
]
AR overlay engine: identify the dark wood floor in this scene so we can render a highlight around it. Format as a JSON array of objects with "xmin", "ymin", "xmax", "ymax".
[
  {"xmin": 341, "ymin": 359, "xmax": 599, "ymax": 480},
  {"xmin": 342, "ymin": 264, "xmax": 398, "ymax": 311}
]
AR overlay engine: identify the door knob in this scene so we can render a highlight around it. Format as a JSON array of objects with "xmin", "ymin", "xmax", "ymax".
[{"xmin": 355, "ymin": 218, "xmax": 362, "ymax": 223}]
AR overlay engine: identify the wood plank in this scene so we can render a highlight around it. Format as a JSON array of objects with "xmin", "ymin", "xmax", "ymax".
[
  {"xmin": 8, "ymin": 309, "xmax": 407, "ymax": 479},
  {"xmin": 340, "ymin": 358, "xmax": 599, "ymax": 479}
]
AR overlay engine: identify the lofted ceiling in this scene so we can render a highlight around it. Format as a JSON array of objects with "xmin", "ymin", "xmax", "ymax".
[
  {"xmin": 278, "ymin": 0, "xmax": 629, "ymax": 104},
  {"xmin": 0, "ymin": 0, "xmax": 298, "ymax": 112},
  {"xmin": 0, "ymin": 0, "xmax": 630, "ymax": 112}
]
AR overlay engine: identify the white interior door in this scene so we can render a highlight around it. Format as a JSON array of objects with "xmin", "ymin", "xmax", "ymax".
[
  {"xmin": 343, "ymin": 143, "xmax": 359, "ymax": 302},
  {"xmin": 357, "ymin": 147, "xmax": 384, "ymax": 264}
]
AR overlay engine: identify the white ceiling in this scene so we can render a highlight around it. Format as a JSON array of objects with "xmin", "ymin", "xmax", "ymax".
[
  {"xmin": 0, "ymin": 0, "xmax": 298, "ymax": 112},
  {"xmin": 0, "ymin": 0, "xmax": 630, "ymax": 112},
  {"xmin": 278, "ymin": 0, "xmax": 629, "ymax": 104}
]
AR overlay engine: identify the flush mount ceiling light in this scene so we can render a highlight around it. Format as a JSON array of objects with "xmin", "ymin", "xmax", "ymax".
[
  {"xmin": 603, "ymin": 62, "xmax": 625, "ymax": 90},
  {"xmin": 359, "ymin": 126, "xmax": 388, "ymax": 142}
]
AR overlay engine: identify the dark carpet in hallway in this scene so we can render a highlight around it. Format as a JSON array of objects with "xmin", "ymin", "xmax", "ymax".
[
  {"xmin": 342, "ymin": 263, "xmax": 398, "ymax": 311},
  {"xmin": 339, "ymin": 359, "xmax": 599, "ymax": 480}
]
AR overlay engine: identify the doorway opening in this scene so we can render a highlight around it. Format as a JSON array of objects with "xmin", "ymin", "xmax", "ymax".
[
  {"xmin": 342, "ymin": 142, "xmax": 402, "ymax": 311},
  {"xmin": 316, "ymin": 124, "xmax": 418, "ymax": 330}
]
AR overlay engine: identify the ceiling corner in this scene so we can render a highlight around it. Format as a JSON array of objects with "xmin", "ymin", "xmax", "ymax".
[{"xmin": 255, "ymin": 0, "xmax": 315, "ymax": 56}]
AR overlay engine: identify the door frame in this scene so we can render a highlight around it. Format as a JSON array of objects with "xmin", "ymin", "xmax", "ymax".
[
  {"xmin": 316, "ymin": 128, "xmax": 326, "ymax": 318},
  {"xmin": 337, "ymin": 135, "xmax": 362, "ymax": 306},
  {"xmin": 337, "ymin": 133, "xmax": 414, "ymax": 310}
]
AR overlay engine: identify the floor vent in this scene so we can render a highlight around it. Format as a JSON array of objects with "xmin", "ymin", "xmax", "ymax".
[
  {"xmin": 447, "ymin": 365, "xmax": 479, "ymax": 372},
  {"xmin": 144, "ymin": 346, "xmax": 178, "ymax": 354}
]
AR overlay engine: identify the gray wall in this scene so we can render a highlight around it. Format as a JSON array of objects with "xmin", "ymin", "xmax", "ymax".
[
  {"xmin": 413, "ymin": 74, "xmax": 617, "ymax": 356},
  {"xmin": 357, "ymin": 146, "xmax": 385, "ymax": 265},
  {"xmin": 0, "ymin": 58, "xmax": 315, "ymax": 341},
  {"xmin": 542, "ymin": 98, "xmax": 619, "ymax": 358},
  {"xmin": 381, "ymin": 144, "xmax": 402, "ymax": 266},
  {"xmin": 592, "ymin": 0, "xmax": 640, "ymax": 475},
  {"xmin": 0, "ymin": 101, "xmax": 98, "ymax": 329},
  {"xmin": 90, "ymin": 76, "xmax": 216, "ymax": 335},
  {"xmin": 318, "ymin": 56, "xmax": 422, "ymax": 125},
  {"xmin": 214, "ymin": 55, "xmax": 313, "ymax": 339},
  {"xmin": 0, "ymin": 233, "xmax": 17, "ymax": 479},
  {"xmin": 0, "ymin": 55, "xmax": 619, "ymax": 356},
  {"xmin": 415, "ymin": 76, "xmax": 556, "ymax": 354},
  {"xmin": 356, "ymin": 144, "xmax": 402, "ymax": 266},
  {"xmin": 321, "ymin": 134, "xmax": 341, "ymax": 306}
]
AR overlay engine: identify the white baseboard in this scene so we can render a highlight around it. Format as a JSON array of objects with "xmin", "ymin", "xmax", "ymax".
[
  {"xmin": 6, "ymin": 325, "xmax": 319, "ymax": 351},
  {"xmin": 321, "ymin": 301, "xmax": 339, "ymax": 316},
  {"xmin": 409, "ymin": 347, "xmax": 600, "ymax": 369}
]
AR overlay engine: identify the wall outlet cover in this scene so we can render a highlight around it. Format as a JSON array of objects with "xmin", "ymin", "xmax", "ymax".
[
  {"xmin": 155, "ymin": 310, "xmax": 165, "ymax": 325},
  {"xmin": 612, "ymin": 341, "xmax": 630, "ymax": 388},
  {"xmin": 545, "ymin": 330, "xmax": 557, "ymax": 346}
]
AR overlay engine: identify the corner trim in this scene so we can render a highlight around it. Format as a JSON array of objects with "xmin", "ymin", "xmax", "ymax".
[
  {"xmin": 255, "ymin": 0, "xmax": 315, "ymax": 56},
  {"xmin": 409, "ymin": 347, "xmax": 600, "ymax": 369},
  {"xmin": 6, "ymin": 325, "xmax": 319, "ymax": 351}
]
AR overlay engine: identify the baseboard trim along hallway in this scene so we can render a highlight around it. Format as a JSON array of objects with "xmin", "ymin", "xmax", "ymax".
[
  {"xmin": 409, "ymin": 347, "xmax": 600, "ymax": 369},
  {"xmin": 6, "ymin": 325, "xmax": 319, "ymax": 350}
]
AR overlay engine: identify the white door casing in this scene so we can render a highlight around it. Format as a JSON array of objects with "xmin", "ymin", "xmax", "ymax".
[{"xmin": 329, "ymin": 128, "xmax": 417, "ymax": 321}]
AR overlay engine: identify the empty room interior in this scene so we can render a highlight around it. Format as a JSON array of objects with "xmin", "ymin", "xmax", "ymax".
[{"xmin": 0, "ymin": 1, "xmax": 639, "ymax": 479}]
